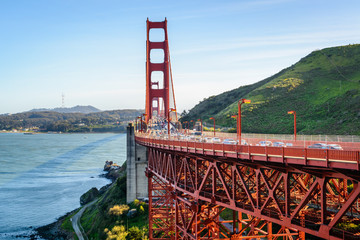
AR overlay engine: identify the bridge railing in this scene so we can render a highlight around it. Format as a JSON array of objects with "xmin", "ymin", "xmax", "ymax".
[
  {"xmin": 200, "ymin": 132, "xmax": 360, "ymax": 142},
  {"xmin": 135, "ymin": 133, "xmax": 360, "ymax": 171},
  {"xmin": 193, "ymin": 131, "xmax": 360, "ymax": 150},
  {"xmin": 176, "ymin": 131, "xmax": 360, "ymax": 150}
]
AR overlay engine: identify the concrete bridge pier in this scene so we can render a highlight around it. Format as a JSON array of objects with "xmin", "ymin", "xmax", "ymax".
[{"xmin": 126, "ymin": 124, "xmax": 148, "ymax": 203}]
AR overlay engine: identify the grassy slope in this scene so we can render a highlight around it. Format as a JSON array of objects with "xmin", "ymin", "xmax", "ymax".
[
  {"xmin": 78, "ymin": 175, "xmax": 149, "ymax": 239},
  {"xmin": 182, "ymin": 44, "xmax": 360, "ymax": 135},
  {"xmin": 80, "ymin": 176, "xmax": 127, "ymax": 239},
  {"xmin": 59, "ymin": 176, "xmax": 127, "ymax": 240}
]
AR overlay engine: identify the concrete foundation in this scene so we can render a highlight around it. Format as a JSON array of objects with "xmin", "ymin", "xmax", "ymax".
[{"xmin": 126, "ymin": 124, "xmax": 148, "ymax": 203}]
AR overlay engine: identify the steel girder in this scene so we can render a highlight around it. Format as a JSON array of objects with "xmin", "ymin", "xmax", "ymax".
[
  {"xmin": 147, "ymin": 170, "xmax": 175, "ymax": 239},
  {"xmin": 147, "ymin": 147, "xmax": 360, "ymax": 240}
]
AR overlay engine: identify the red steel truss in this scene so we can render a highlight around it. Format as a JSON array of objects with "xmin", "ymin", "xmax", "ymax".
[{"xmin": 139, "ymin": 137, "xmax": 360, "ymax": 240}]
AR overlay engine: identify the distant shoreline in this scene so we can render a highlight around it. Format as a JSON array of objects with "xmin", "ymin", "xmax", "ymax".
[{"xmin": 0, "ymin": 130, "xmax": 126, "ymax": 134}]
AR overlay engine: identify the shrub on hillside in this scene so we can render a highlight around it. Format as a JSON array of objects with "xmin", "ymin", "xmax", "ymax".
[
  {"xmin": 126, "ymin": 226, "xmax": 143, "ymax": 240},
  {"xmin": 105, "ymin": 225, "xmax": 128, "ymax": 240},
  {"xmin": 109, "ymin": 205, "xmax": 130, "ymax": 216}
]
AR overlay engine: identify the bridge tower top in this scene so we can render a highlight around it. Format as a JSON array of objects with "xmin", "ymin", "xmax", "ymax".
[{"xmin": 145, "ymin": 18, "xmax": 176, "ymax": 123}]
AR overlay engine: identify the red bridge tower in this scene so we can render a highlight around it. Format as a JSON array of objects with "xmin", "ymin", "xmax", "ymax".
[{"xmin": 145, "ymin": 18, "xmax": 170, "ymax": 122}]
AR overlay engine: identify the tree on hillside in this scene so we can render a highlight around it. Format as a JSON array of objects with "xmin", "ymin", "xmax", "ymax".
[{"xmin": 180, "ymin": 110, "xmax": 188, "ymax": 118}]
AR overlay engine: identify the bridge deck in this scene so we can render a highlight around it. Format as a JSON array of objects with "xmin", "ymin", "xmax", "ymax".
[{"xmin": 136, "ymin": 135, "xmax": 360, "ymax": 171}]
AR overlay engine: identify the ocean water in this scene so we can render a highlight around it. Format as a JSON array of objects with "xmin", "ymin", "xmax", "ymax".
[{"xmin": 0, "ymin": 132, "xmax": 126, "ymax": 239}]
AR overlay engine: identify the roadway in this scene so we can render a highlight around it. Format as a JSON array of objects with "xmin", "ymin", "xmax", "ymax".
[{"xmin": 71, "ymin": 199, "xmax": 97, "ymax": 240}]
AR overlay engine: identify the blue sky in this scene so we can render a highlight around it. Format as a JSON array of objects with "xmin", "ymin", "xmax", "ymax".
[{"xmin": 0, "ymin": 0, "xmax": 359, "ymax": 114}]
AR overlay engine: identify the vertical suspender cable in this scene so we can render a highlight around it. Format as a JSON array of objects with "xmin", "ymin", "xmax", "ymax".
[{"xmin": 167, "ymin": 42, "xmax": 178, "ymax": 121}]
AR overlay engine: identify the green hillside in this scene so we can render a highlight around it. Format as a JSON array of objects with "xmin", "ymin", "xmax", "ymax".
[
  {"xmin": 79, "ymin": 176, "xmax": 148, "ymax": 239},
  {"xmin": 54, "ymin": 162, "xmax": 148, "ymax": 240},
  {"xmin": 181, "ymin": 44, "xmax": 360, "ymax": 135}
]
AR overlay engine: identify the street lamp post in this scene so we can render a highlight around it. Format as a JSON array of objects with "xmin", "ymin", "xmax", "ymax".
[
  {"xmin": 231, "ymin": 115, "xmax": 238, "ymax": 139},
  {"xmin": 197, "ymin": 119, "xmax": 203, "ymax": 135},
  {"xmin": 209, "ymin": 117, "xmax": 215, "ymax": 136},
  {"xmin": 190, "ymin": 120, "xmax": 194, "ymax": 131},
  {"xmin": 288, "ymin": 111, "xmax": 297, "ymax": 141},
  {"xmin": 238, "ymin": 99, "xmax": 251, "ymax": 141},
  {"xmin": 168, "ymin": 108, "xmax": 176, "ymax": 137}
]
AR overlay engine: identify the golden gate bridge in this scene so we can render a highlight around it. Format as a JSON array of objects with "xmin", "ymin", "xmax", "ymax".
[{"xmin": 135, "ymin": 18, "xmax": 360, "ymax": 240}]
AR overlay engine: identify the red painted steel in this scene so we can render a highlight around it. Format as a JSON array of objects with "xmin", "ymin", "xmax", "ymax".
[
  {"xmin": 146, "ymin": 170, "xmax": 175, "ymax": 239},
  {"xmin": 141, "ymin": 140, "xmax": 360, "ymax": 239},
  {"xmin": 237, "ymin": 99, "xmax": 251, "ymax": 141},
  {"xmin": 146, "ymin": 18, "xmax": 170, "ymax": 122}
]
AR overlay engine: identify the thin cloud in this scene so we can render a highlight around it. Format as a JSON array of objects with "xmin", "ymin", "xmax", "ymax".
[
  {"xmin": 171, "ymin": 0, "xmax": 295, "ymax": 21},
  {"xmin": 173, "ymin": 29, "xmax": 360, "ymax": 55}
]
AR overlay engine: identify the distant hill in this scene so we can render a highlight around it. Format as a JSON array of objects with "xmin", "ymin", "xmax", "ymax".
[
  {"xmin": 181, "ymin": 44, "xmax": 360, "ymax": 135},
  {"xmin": 29, "ymin": 105, "xmax": 101, "ymax": 114},
  {"xmin": 0, "ymin": 109, "xmax": 144, "ymax": 133}
]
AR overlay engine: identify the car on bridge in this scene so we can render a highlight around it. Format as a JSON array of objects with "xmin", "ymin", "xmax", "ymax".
[
  {"xmin": 189, "ymin": 131, "xmax": 204, "ymax": 142},
  {"xmin": 186, "ymin": 135, "xmax": 195, "ymax": 141},
  {"xmin": 160, "ymin": 134, "xmax": 169, "ymax": 140},
  {"xmin": 171, "ymin": 133, "xmax": 184, "ymax": 140},
  {"xmin": 239, "ymin": 139, "xmax": 248, "ymax": 145},
  {"xmin": 223, "ymin": 139, "xmax": 237, "ymax": 145},
  {"xmin": 258, "ymin": 141, "xmax": 272, "ymax": 146},
  {"xmin": 211, "ymin": 137, "xmax": 221, "ymax": 143},
  {"xmin": 325, "ymin": 144, "xmax": 343, "ymax": 150},
  {"xmin": 273, "ymin": 142, "xmax": 285, "ymax": 147},
  {"xmin": 308, "ymin": 143, "xmax": 327, "ymax": 149}
]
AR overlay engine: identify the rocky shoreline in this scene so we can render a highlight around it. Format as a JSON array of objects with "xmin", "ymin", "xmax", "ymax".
[
  {"xmin": 32, "ymin": 161, "xmax": 125, "ymax": 240},
  {"xmin": 35, "ymin": 210, "xmax": 78, "ymax": 240},
  {"xmin": 101, "ymin": 160, "xmax": 125, "ymax": 181}
]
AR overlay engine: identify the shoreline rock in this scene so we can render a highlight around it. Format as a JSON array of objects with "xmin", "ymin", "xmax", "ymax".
[
  {"xmin": 80, "ymin": 187, "xmax": 99, "ymax": 205},
  {"xmin": 101, "ymin": 160, "xmax": 125, "ymax": 181}
]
